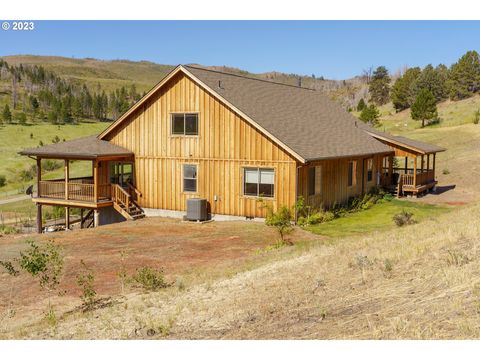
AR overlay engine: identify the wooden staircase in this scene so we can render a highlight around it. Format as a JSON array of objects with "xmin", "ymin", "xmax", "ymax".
[{"xmin": 111, "ymin": 184, "xmax": 145, "ymax": 221}]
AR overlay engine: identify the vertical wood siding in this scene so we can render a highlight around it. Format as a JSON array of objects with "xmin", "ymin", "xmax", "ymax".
[
  {"xmin": 297, "ymin": 154, "xmax": 385, "ymax": 208},
  {"xmin": 105, "ymin": 72, "xmax": 297, "ymax": 218}
]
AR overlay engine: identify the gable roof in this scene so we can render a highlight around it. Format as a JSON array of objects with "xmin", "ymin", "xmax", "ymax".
[
  {"xmin": 99, "ymin": 65, "xmax": 392, "ymax": 163},
  {"xmin": 19, "ymin": 136, "xmax": 133, "ymax": 159}
]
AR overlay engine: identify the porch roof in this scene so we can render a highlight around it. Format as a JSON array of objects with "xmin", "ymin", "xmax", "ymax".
[
  {"xmin": 365, "ymin": 130, "xmax": 446, "ymax": 155},
  {"xmin": 19, "ymin": 135, "xmax": 133, "ymax": 160}
]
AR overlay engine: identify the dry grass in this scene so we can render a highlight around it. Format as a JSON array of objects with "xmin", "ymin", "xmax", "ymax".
[{"xmin": 4, "ymin": 202, "xmax": 480, "ymax": 339}]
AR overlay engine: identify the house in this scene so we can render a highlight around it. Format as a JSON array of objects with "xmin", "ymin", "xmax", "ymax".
[{"xmin": 20, "ymin": 65, "xmax": 446, "ymax": 233}]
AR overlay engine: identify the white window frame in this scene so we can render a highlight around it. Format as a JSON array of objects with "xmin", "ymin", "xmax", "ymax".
[
  {"xmin": 183, "ymin": 164, "xmax": 198, "ymax": 193},
  {"xmin": 243, "ymin": 167, "xmax": 275, "ymax": 198}
]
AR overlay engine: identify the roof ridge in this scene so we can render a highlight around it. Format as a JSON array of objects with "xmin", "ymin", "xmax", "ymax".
[{"xmin": 184, "ymin": 64, "xmax": 317, "ymax": 92}]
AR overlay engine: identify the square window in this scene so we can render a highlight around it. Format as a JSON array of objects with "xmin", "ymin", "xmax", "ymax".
[{"xmin": 243, "ymin": 168, "xmax": 274, "ymax": 198}]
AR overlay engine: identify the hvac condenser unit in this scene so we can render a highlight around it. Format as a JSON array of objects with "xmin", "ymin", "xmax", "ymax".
[{"xmin": 186, "ymin": 198, "xmax": 208, "ymax": 221}]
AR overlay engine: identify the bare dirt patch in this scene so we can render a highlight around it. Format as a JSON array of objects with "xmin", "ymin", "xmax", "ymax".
[{"xmin": 0, "ymin": 217, "xmax": 321, "ymax": 335}]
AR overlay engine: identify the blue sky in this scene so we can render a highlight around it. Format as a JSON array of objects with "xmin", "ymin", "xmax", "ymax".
[{"xmin": 0, "ymin": 21, "xmax": 479, "ymax": 79}]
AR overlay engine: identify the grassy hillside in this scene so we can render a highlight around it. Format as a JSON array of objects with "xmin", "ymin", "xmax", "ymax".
[
  {"xmin": 2, "ymin": 55, "xmax": 174, "ymax": 93},
  {"xmin": 0, "ymin": 122, "xmax": 109, "ymax": 196}
]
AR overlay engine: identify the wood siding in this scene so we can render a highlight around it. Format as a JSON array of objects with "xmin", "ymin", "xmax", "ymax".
[
  {"xmin": 297, "ymin": 154, "xmax": 385, "ymax": 208},
  {"xmin": 105, "ymin": 72, "xmax": 297, "ymax": 218}
]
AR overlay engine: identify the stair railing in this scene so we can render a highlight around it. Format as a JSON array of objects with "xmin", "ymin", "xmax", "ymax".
[{"xmin": 111, "ymin": 184, "xmax": 131, "ymax": 211}]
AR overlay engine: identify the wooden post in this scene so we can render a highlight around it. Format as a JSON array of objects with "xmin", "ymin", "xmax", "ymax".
[
  {"xmin": 93, "ymin": 160, "xmax": 98, "ymax": 203},
  {"xmin": 36, "ymin": 204, "xmax": 42, "ymax": 234},
  {"xmin": 36, "ymin": 157, "xmax": 41, "ymax": 197},
  {"xmin": 64, "ymin": 159, "xmax": 69, "ymax": 200},
  {"xmin": 421, "ymin": 155, "xmax": 424, "ymax": 173},
  {"xmin": 413, "ymin": 156, "xmax": 417, "ymax": 188},
  {"xmin": 389, "ymin": 155, "xmax": 394, "ymax": 184},
  {"xmin": 433, "ymin": 153, "xmax": 436, "ymax": 175},
  {"xmin": 404, "ymin": 157, "xmax": 408, "ymax": 174},
  {"xmin": 80, "ymin": 208, "xmax": 84, "ymax": 229},
  {"xmin": 427, "ymin": 154, "xmax": 430, "ymax": 171},
  {"xmin": 65, "ymin": 207, "xmax": 70, "ymax": 230}
]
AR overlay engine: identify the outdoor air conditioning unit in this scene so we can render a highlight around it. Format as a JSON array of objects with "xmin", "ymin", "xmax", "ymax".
[{"xmin": 186, "ymin": 198, "xmax": 208, "ymax": 221}]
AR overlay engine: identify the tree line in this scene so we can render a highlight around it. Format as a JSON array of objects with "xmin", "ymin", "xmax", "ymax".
[
  {"xmin": 0, "ymin": 59, "xmax": 144, "ymax": 125},
  {"xmin": 357, "ymin": 50, "xmax": 480, "ymax": 127}
]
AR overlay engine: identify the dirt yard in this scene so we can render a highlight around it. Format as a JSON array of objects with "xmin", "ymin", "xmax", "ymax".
[{"xmin": 0, "ymin": 217, "xmax": 321, "ymax": 334}]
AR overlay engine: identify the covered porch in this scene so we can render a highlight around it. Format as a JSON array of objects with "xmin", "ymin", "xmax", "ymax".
[
  {"xmin": 19, "ymin": 136, "xmax": 143, "ymax": 233},
  {"xmin": 370, "ymin": 132, "xmax": 446, "ymax": 197}
]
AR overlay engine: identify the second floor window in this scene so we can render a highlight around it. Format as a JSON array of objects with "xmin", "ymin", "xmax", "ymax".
[{"xmin": 172, "ymin": 113, "xmax": 198, "ymax": 135}]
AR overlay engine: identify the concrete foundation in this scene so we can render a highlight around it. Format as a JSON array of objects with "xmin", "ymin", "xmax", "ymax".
[{"xmin": 142, "ymin": 208, "xmax": 265, "ymax": 222}]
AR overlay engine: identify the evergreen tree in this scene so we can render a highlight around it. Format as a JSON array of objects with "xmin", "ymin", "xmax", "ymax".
[
  {"xmin": 16, "ymin": 112, "xmax": 27, "ymax": 125},
  {"xmin": 2, "ymin": 104, "xmax": 12, "ymax": 124},
  {"xmin": 447, "ymin": 50, "xmax": 480, "ymax": 100},
  {"xmin": 390, "ymin": 67, "xmax": 421, "ymax": 112},
  {"xmin": 356, "ymin": 98, "xmax": 366, "ymax": 112},
  {"xmin": 369, "ymin": 66, "xmax": 391, "ymax": 105},
  {"xmin": 359, "ymin": 104, "xmax": 381, "ymax": 126},
  {"xmin": 411, "ymin": 89, "xmax": 438, "ymax": 128},
  {"xmin": 414, "ymin": 64, "xmax": 448, "ymax": 102}
]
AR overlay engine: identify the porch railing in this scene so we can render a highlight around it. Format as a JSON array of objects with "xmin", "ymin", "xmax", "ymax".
[
  {"xmin": 38, "ymin": 178, "xmax": 110, "ymax": 203},
  {"xmin": 401, "ymin": 170, "xmax": 435, "ymax": 188}
]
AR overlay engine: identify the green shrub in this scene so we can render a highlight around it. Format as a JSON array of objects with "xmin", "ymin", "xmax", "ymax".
[
  {"xmin": 132, "ymin": 267, "xmax": 168, "ymax": 291},
  {"xmin": 43, "ymin": 159, "xmax": 62, "ymax": 172},
  {"xmin": 474, "ymin": 109, "xmax": 480, "ymax": 124},
  {"xmin": 443, "ymin": 168, "xmax": 450, "ymax": 175},
  {"xmin": 393, "ymin": 210, "xmax": 416, "ymax": 226},
  {"xmin": 0, "ymin": 225, "xmax": 19, "ymax": 234},
  {"xmin": 0, "ymin": 174, "xmax": 6, "ymax": 187},
  {"xmin": 76, "ymin": 260, "xmax": 97, "ymax": 310},
  {"xmin": 265, "ymin": 205, "xmax": 294, "ymax": 245}
]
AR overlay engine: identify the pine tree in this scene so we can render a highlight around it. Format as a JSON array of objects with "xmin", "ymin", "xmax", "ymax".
[
  {"xmin": 369, "ymin": 66, "xmax": 391, "ymax": 105},
  {"xmin": 447, "ymin": 50, "xmax": 480, "ymax": 100},
  {"xmin": 411, "ymin": 89, "xmax": 438, "ymax": 128},
  {"xmin": 414, "ymin": 64, "xmax": 448, "ymax": 102},
  {"xmin": 2, "ymin": 104, "xmax": 12, "ymax": 124},
  {"xmin": 390, "ymin": 67, "xmax": 421, "ymax": 112},
  {"xmin": 356, "ymin": 98, "xmax": 366, "ymax": 112},
  {"xmin": 359, "ymin": 104, "xmax": 381, "ymax": 126}
]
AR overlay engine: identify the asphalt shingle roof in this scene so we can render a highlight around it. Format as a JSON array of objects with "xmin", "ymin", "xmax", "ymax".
[
  {"xmin": 19, "ymin": 135, "xmax": 133, "ymax": 159},
  {"xmin": 185, "ymin": 65, "xmax": 392, "ymax": 161}
]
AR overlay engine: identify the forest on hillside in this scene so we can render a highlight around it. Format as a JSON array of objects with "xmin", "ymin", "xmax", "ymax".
[
  {"xmin": 0, "ymin": 58, "xmax": 145, "ymax": 125},
  {"xmin": 357, "ymin": 50, "xmax": 480, "ymax": 127}
]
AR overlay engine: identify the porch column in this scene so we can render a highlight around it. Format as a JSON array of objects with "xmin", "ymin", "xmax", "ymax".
[
  {"xmin": 413, "ymin": 156, "xmax": 417, "ymax": 187},
  {"xmin": 404, "ymin": 157, "xmax": 408, "ymax": 174},
  {"xmin": 36, "ymin": 204, "xmax": 42, "ymax": 234},
  {"xmin": 427, "ymin": 154, "xmax": 430, "ymax": 171},
  {"xmin": 433, "ymin": 153, "xmax": 436, "ymax": 175},
  {"xmin": 93, "ymin": 159, "xmax": 98, "ymax": 203},
  {"xmin": 64, "ymin": 159, "xmax": 69, "ymax": 200},
  {"xmin": 421, "ymin": 155, "xmax": 424, "ymax": 172},
  {"xmin": 36, "ymin": 157, "xmax": 41, "ymax": 197},
  {"xmin": 94, "ymin": 209, "xmax": 100, "ymax": 227},
  {"xmin": 65, "ymin": 206, "xmax": 70, "ymax": 230},
  {"xmin": 388, "ymin": 155, "xmax": 393, "ymax": 184},
  {"xmin": 80, "ymin": 208, "xmax": 84, "ymax": 229}
]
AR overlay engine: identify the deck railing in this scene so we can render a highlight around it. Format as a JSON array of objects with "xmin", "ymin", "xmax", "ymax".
[
  {"xmin": 401, "ymin": 170, "xmax": 435, "ymax": 188},
  {"xmin": 38, "ymin": 178, "xmax": 110, "ymax": 203},
  {"xmin": 111, "ymin": 183, "xmax": 130, "ymax": 210}
]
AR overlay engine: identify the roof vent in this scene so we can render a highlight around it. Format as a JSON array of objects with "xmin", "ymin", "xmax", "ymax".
[
  {"xmin": 298, "ymin": 77, "xmax": 302, "ymax": 87},
  {"xmin": 355, "ymin": 121, "xmax": 358, "ymax": 127},
  {"xmin": 218, "ymin": 80, "xmax": 224, "ymax": 89}
]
